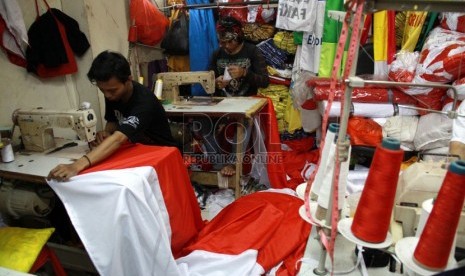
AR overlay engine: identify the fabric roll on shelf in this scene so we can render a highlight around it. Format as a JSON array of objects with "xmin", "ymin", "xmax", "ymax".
[
  {"xmin": 315, "ymin": 135, "xmax": 351, "ymax": 221},
  {"xmin": 318, "ymin": 100, "xmax": 419, "ymax": 118},
  {"xmin": 310, "ymin": 123, "xmax": 339, "ymax": 201}
]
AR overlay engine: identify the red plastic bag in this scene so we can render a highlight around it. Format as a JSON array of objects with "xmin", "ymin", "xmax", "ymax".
[
  {"xmin": 219, "ymin": 0, "xmax": 248, "ymax": 24},
  {"xmin": 347, "ymin": 117, "xmax": 383, "ymax": 147},
  {"xmin": 129, "ymin": 0, "xmax": 169, "ymax": 46}
]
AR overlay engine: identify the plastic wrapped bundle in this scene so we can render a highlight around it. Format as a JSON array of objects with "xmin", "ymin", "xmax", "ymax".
[{"xmin": 257, "ymin": 38, "xmax": 288, "ymax": 70}]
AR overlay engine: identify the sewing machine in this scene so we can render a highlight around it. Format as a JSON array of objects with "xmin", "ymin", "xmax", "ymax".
[
  {"xmin": 13, "ymin": 107, "xmax": 97, "ymax": 152},
  {"xmin": 394, "ymin": 160, "xmax": 465, "ymax": 248},
  {"xmin": 155, "ymin": 71, "xmax": 220, "ymax": 105}
]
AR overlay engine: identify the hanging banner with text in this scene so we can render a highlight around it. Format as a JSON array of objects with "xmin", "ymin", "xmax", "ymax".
[{"xmin": 275, "ymin": 0, "xmax": 318, "ymax": 32}]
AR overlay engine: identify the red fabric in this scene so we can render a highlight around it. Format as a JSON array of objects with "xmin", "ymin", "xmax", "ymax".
[
  {"xmin": 255, "ymin": 96, "xmax": 288, "ymax": 188},
  {"xmin": 415, "ymin": 88, "xmax": 447, "ymax": 114},
  {"xmin": 219, "ymin": 0, "xmax": 248, "ymax": 23},
  {"xmin": 82, "ymin": 143, "xmax": 204, "ymax": 258},
  {"xmin": 347, "ymin": 116, "xmax": 383, "ymax": 147},
  {"xmin": 440, "ymin": 13, "xmax": 465, "ymax": 33},
  {"xmin": 269, "ymin": 76, "xmax": 292, "ymax": 86},
  {"xmin": 282, "ymin": 149, "xmax": 319, "ymax": 190},
  {"xmin": 129, "ymin": 0, "xmax": 169, "ymax": 45},
  {"xmin": 387, "ymin": 11, "xmax": 396, "ymax": 65},
  {"xmin": 181, "ymin": 192, "xmax": 311, "ymax": 273},
  {"xmin": 301, "ymin": 98, "xmax": 318, "ymax": 110},
  {"xmin": 360, "ymin": 14, "xmax": 372, "ymax": 45},
  {"xmin": 282, "ymin": 137, "xmax": 315, "ymax": 153},
  {"xmin": 30, "ymin": 245, "xmax": 66, "ymax": 276},
  {"xmin": 314, "ymin": 85, "xmax": 418, "ymax": 104}
]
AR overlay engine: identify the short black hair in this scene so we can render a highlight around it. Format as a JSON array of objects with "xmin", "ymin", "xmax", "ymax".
[{"xmin": 87, "ymin": 50, "xmax": 131, "ymax": 83}]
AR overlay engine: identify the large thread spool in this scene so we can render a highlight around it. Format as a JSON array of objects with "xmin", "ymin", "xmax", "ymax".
[
  {"xmin": 413, "ymin": 160, "xmax": 465, "ymax": 271},
  {"xmin": 351, "ymin": 137, "xmax": 404, "ymax": 243},
  {"xmin": 311, "ymin": 123, "xmax": 339, "ymax": 200}
]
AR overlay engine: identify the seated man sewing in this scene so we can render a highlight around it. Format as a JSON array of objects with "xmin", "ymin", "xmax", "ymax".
[
  {"xmin": 196, "ymin": 16, "xmax": 269, "ymax": 176},
  {"xmin": 450, "ymin": 100, "xmax": 465, "ymax": 160},
  {"xmin": 48, "ymin": 50, "xmax": 177, "ymax": 181}
]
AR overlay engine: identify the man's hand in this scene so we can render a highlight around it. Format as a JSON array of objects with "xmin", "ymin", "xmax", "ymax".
[
  {"xmin": 91, "ymin": 130, "xmax": 112, "ymax": 147},
  {"xmin": 47, "ymin": 163, "xmax": 80, "ymax": 182},
  {"xmin": 216, "ymin": 76, "xmax": 229, "ymax": 90}
]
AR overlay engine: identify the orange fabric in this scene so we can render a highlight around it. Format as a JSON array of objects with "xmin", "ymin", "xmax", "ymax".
[
  {"xmin": 167, "ymin": 55, "xmax": 190, "ymax": 72},
  {"xmin": 347, "ymin": 116, "xmax": 383, "ymax": 147},
  {"xmin": 82, "ymin": 144, "xmax": 204, "ymax": 258}
]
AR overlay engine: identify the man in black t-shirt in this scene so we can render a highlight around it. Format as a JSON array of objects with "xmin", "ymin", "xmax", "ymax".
[{"xmin": 48, "ymin": 50, "xmax": 176, "ymax": 181}]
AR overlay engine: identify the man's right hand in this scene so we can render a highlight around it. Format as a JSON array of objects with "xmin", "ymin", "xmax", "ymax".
[
  {"xmin": 91, "ymin": 130, "xmax": 112, "ymax": 147},
  {"xmin": 216, "ymin": 76, "xmax": 229, "ymax": 90}
]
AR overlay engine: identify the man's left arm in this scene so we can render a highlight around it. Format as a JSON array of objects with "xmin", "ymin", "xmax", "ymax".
[
  {"xmin": 47, "ymin": 131, "xmax": 128, "ymax": 181},
  {"xmin": 450, "ymin": 141, "xmax": 465, "ymax": 160}
]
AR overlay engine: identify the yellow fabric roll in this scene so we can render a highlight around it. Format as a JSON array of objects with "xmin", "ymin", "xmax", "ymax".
[
  {"xmin": 401, "ymin": 11, "xmax": 428, "ymax": 52},
  {"xmin": 0, "ymin": 227, "xmax": 55, "ymax": 272},
  {"xmin": 373, "ymin": 11, "xmax": 388, "ymax": 62},
  {"xmin": 284, "ymin": 93, "xmax": 302, "ymax": 133}
]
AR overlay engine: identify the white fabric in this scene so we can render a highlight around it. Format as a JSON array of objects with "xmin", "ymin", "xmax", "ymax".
[
  {"xmin": 176, "ymin": 249, "xmax": 264, "ymax": 276},
  {"xmin": 316, "ymin": 142, "xmax": 351, "ymax": 210},
  {"xmin": 275, "ymin": 0, "xmax": 318, "ymax": 31},
  {"xmin": 48, "ymin": 166, "xmax": 272, "ymax": 276},
  {"xmin": 300, "ymin": 0, "xmax": 326, "ymax": 73},
  {"xmin": 414, "ymin": 112, "xmax": 453, "ymax": 151},
  {"xmin": 452, "ymin": 100, "xmax": 465, "ymax": 144},
  {"xmin": 311, "ymin": 127, "xmax": 337, "ymax": 198},
  {"xmin": 0, "ymin": 0, "xmax": 28, "ymax": 57},
  {"xmin": 447, "ymin": 77, "xmax": 465, "ymax": 101},
  {"xmin": 440, "ymin": 12, "xmax": 465, "ymax": 32},
  {"xmin": 318, "ymin": 101, "xmax": 419, "ymax": 118},
  {"xmin": 48, "ymin": 167, "xmax": 181, "ymax": 276},
  {"xmin": 346, "ymin": 165, "xmax": 370, "ymax": 195},
  {"xmin": 382, "ymin": 115, "xmax": 419, "ymax": 143}
]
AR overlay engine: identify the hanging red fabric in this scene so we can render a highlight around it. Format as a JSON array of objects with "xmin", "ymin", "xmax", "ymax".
[{"xmin": 129, "ymin": 0, "xmax": 169, "ymax": 46}]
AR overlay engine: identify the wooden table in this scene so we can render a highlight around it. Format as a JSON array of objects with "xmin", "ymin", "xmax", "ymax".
[
  {"xmin": 0, "ymin": 141, "xmax": 88, "ymax": 184},
  {"xmin": 164, "ymin": 96, "xmax": 268, "ymax": 198}
]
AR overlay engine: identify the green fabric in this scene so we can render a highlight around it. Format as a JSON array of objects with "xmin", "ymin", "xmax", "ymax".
[
  {"xmin": 319, "ymin": 42, "xmax": 337, "ymax": 77},
  {"xmin": 293, "ymin": 32, "xmax": 304, "ymax": 45},
  {"xmin": 318, "ymin": 0, "xmax": 344, "ymax": 77},
  {"xmin": 415, "ymin": 12, "xmax": 438, "ymax": 52}
]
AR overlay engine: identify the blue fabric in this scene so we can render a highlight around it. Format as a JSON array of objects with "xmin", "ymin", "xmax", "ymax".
[{"xmin": 187, "ymin": 0, "xmax": 219, "ymax": 95}]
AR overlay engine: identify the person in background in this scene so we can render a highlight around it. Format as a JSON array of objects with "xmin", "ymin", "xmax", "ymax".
[
  {"xmin": 450, "ymin": 100, "xmax": 465, "ymax": 160},
  {"xmin": 48, "ymin": 50, "xmax": 177, "ymax": 181},
  {"xmin": 195, "ymin": 16, "xmax": 269, "ymax": 176},
  {"xmin": 211, "ymin": 16, "xmax": 269, "ymax": 97}
]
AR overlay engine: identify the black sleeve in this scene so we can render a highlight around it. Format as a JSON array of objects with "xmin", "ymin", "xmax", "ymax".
[{"xmin": 244, "ymin": 46, "xmax": 269, "ymax": 90}]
